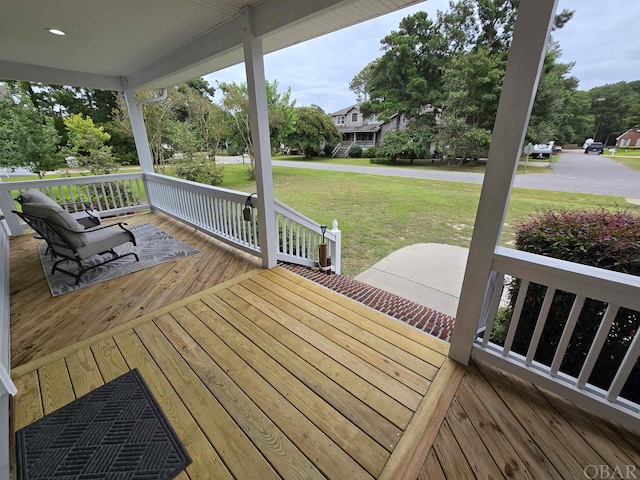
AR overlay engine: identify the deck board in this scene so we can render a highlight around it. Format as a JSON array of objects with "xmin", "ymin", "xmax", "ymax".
[
  {"xmin": 12, "ymin": 267, "xmax": 459, "ymax": 480},
  {"xmin": 421, "ymin": 359, "xmax": 640, "ymax": 479}
]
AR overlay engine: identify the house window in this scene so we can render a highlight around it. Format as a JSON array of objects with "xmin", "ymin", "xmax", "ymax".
[
  {"xmin": 368, "ymin": 114, "xmax": 379, "ymax": 123},
  {"xmin": 401, "ymin": 115, "xmax": 407, "ymax": 125},
  {"xmin": 351, "ymin": 113, "xmax": 358, "ymax": 122},
  {"xmin": 336, "ymin": 115, "xmax": 345, "ymax": 125},
  {"xmin": 621, "ymin": 139, "xmax": 630, "ymax": 147}
]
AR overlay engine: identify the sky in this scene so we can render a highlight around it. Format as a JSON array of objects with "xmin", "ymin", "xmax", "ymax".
[{"xmin": 204, "ymin": 0, "xmax": 640, "ymax": 114}]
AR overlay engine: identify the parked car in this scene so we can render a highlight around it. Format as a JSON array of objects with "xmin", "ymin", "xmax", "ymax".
[
  {"xmin": 530, "ymin": 140, "xmax": 555, "ymax": 158},
  {"xmin": 584, "ymin": 142, "xmax": 604, "ymax": 155}
]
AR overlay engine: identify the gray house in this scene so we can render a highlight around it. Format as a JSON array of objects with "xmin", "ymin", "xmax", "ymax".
[{"xmin": 330, "ymin": 104, "xmax": 407, "ymax": 156}]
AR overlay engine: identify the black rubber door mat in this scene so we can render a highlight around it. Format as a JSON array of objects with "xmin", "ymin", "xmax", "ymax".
[{"xmin": 16, "ymin": 368, "xmax": 191, "ymax": 479}]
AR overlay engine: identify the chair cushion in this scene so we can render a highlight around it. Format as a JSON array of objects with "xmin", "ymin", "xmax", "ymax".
[
  {"xmin": 21, "ymin": 203, "xmax": 88, "ymax": 248},
  {"xmin": 17, "ymin": 189, "xmax": 60, "ymax": 207}
]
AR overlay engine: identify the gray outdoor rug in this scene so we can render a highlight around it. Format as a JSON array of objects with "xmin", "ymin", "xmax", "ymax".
[
  {"xmin": 39, "ymin": 223, "xmax": 199, "ymax": 296},
  {"xmin": 15, "ymin": 368, "xmax": 192, "ymax": 479}
]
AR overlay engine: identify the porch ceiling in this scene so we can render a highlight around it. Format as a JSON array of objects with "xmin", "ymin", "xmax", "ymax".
[{"xmin": 1, "ymin": 0, "xmax": 425, "ymax": 91}]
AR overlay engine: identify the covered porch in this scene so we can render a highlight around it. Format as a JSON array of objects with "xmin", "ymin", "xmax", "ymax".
[{"xmin": 3, "ymin": 0, "xmax": 640, "ymax": 477}]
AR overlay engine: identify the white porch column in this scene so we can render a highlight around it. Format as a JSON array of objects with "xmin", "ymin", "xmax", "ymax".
[
  {"xmin": 449, "ymin": 0, "xmax": 558, "ymax": 364},
  {"xmin": 122, "ymin": 87, "xmax": 155, "ymax": 174},
  {"xmin": 241, "ymin": 6, "xmax": 278, "ymax": 269}
]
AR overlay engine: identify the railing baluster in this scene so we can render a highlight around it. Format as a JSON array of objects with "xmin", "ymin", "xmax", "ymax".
[
  {"xmin": 115, "ymin": 181, "xmax": 124, "ymax": 209},
  {"xmin": 550, "ymin": 295, "xmax": 586, "ymax": 376},
  {"xmin": 481, "ymin": 272, "xmax": 505, "ymax": 346},
  {"xmin": 607, "ymin": 329, "xmax": 640, "ymax": 402},
  {"xmin": 502, "ymin": 279, "xmax": 530, "ymax": 355},
  {"xmin": 577, "ymin": 304, "xmax": 619, "ymax": 389},
  {"xmin": 525, "ymin": 287, "xmax": 556, "ymax": 366}
]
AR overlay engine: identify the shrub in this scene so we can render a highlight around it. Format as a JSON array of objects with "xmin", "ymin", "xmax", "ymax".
[
  {"xmin": 363, "ymin": 147, "xmax": 378, "ymax": 158},
  {"xmin": 495, "ymin": 209, "xmax": 640, "ymax": 401},
  {"xmin": 347, "ymin": 144, "xmax": 363, "ymax": 158},
  {"xmin": 172, "ymin": 154, "xmax": 225, "ymax": 185},
  {"xmin": 323, "ymin": 144, "xmax": 335, "ymax": 157}
]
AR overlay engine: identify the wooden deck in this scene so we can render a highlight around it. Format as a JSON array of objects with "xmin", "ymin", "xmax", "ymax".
[
  {"xmin": 9, "ymin": 212, "xmax": 640, "ymax": 478},
  {"xmin": 11, "ymin": 267, "xmax": 462, "ymax": 479},
  {"xmin": 9, "ymin": 211, "xmax": 261, "ymax": 367}
]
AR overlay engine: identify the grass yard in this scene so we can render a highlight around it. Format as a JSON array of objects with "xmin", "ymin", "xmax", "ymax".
[
  {"xmin": 220, "ymin": 164, "xmax": 639, "ymax": 277},
  {"xmin": 606, "ymin": 153, "xmax": 640, "ymax": 171}
]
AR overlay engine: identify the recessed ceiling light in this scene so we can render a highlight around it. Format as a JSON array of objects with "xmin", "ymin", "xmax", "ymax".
[{"xmin": 47, "ymin": 28, "xmax": 66, "ymax": 36}]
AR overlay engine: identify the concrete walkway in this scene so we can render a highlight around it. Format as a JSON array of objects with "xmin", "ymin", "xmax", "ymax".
[{"xmin": 355, "ymin": 243, "xmax": 469, "ymax": 318}]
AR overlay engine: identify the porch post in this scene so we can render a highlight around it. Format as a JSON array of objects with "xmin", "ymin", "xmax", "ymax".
[
  {"xmin": 449, "ymin": 0, "xmax": 558, "ymax": 364},
  {"xmin": 122, "ymin": 87, "xmax": 155, "ymax": 174},
  {"xmin": 241, "ymin": 6, "xmax": 278, "ymax": 269}
]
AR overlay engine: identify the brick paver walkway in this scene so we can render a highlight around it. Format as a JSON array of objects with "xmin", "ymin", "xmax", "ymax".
[{"xmin": 281, "ymin": 263, "xmax": 455, "ymax": 342}]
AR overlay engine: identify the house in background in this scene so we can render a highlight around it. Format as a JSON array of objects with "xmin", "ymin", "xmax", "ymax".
[
  {"xmin": 330, "ymin": 103, "xmax": 408, "ymax": 156},
  {"xmin": 615, "ymin": 126, "xmax": 640, "ymax": 147}
]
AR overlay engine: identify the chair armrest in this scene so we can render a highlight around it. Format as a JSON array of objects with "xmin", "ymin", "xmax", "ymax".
[{"xmin": 84, "ymin": 222, "xmax": 137, "ymax": 245}]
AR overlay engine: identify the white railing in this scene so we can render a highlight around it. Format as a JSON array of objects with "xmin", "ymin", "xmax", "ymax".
[
  {"xmin": 0, "ymin": 173, "xmax": 149, "ymax": 235},
  {"xmin": 144, "ymin": 173, "xmax": 261, "ymax": 256},
  {"xmin": 1, "ymin": 172, "xmax": 342, "ymax": 270},
  {"xmin": 275, "ymin": 199, "xmax": 341, "ymax": 274},
  {"xmin": 331, "ymin": 143, "xmax": 342, "ymax": 158},
  {"xmin": 0, "ymin": 221, "xmax": 16, "ymax": 480},
  {"xmin": 474, "ymin": 246, "xmax": 640, "ymax": 429}
]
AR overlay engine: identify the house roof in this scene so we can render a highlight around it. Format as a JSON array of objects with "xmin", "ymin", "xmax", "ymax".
[
  {"xmin": 616, "ymin": 126, "xmax": 640, "ymax": 140},
  {"xmin": 331, "ymin": 104, "xmax": 360, "ymax": 116},
  {"xmin": 0, "ymin": 0, "xmax": 424, "ymax": 91},
  {"xmin": 338, "ymin": 124, "xmax": 381, "ymax": 133}
]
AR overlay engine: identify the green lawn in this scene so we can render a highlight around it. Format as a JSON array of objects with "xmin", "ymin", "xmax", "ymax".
[
  {"xmin": 220, "ymin": 164, "xmax": 639, "ymax": 277},
  {"xmin": 605, "ymin": 153, "xmax": 640, "ymax": 171}
]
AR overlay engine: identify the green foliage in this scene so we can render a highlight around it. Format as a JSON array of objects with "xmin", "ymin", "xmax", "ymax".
[
  {"xmin": 63, "ymin": 113, "xmax": 119, "ymax": 175},
  {"xmin": 323, "ymin": 144, "xmax": 336, "ymax": 157},
  {"xmin": 363, "ymin": 147, "xmax": 378, "ymax": 158},
  {"xmin": 351, "ymin": 1, "xmax": 578, "ymax": 153},
  {"xmin": 172, "ymin": 153, "xmax": 225, "ymax": 185},
  {"xmin": 103, "ymin": 120, "xmax": 138, "ymax": 165},
  {"xmin": 0, "ymin": 92, "xmax": 62, "ymax": 178},
  {"xmin": 590, "ymin": 82, "xmax": 640, "ymax": 144},
  {"xmin": 347, "ymin": 144, "xmax": 363, "ymax": 158},
  {"xmin": 502, "ymin": 209, "xmax": 640, "ymax": 400},
  {"xmin": 379, "ymin": 128, "xmax": 431, "ymax": 161},
  {"xmin": 623, "ymin": 104, "xmax": 640, "ymax": 130},
  {"xmin": 285, "ymin": 106, "xmax": 340, "ymax": 158},
  {"xmin": 218, "ymin": 80, "xmax": 297, "ymax": 177}
]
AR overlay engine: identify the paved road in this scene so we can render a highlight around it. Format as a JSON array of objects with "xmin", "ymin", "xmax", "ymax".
[{"xmin": 270, "ymin": 150, "xmax": 640, "ymax": 198}]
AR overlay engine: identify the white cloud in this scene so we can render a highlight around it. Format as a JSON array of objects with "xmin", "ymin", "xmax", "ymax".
[{"xmin": 205, "ymin": 0, "xmax": 640, "ymax": 112}]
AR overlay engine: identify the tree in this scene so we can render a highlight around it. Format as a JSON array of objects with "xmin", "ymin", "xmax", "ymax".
[
  {"xmin": 356, "ymin": 11, "xmax": 449, "ymax": 126},
  {"xmin": 624, "ymin": 104, "xmax": 640, "ymax": 130},
  {"xmin": 379, "ymin": 127, "xmax": 431, "ymax": 162},
  {"xmin": 526, "ymin": 41, "xmax": 580, "ymax": 144},
  {"xmin": 351, "ymin": 1, "xmax": 576, "ymax": 149},
  {"xmin": 63, "ymin": 113, "xmax": 119, "ymax": 175},
  {"xmin": 218, "ymin": 80, "xmax": 297, "ymax": 177},
  {"xmin": 285, "ymin": 106, "xmax": 340, "ymax": 157},
  {"xmin": 0, "ymin": 90, "xmax": 61, "ymax": 178},
  {"xmin": 1, "ymin": 81, "xmax": 119, "ymax": 142},
  {"xmin": 589, "ymin": 82, "xmax": 640, "ymax": 145},
  {"xmin": 434, "ymin": 46, "xmax": 504, "ymax": 158}
]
